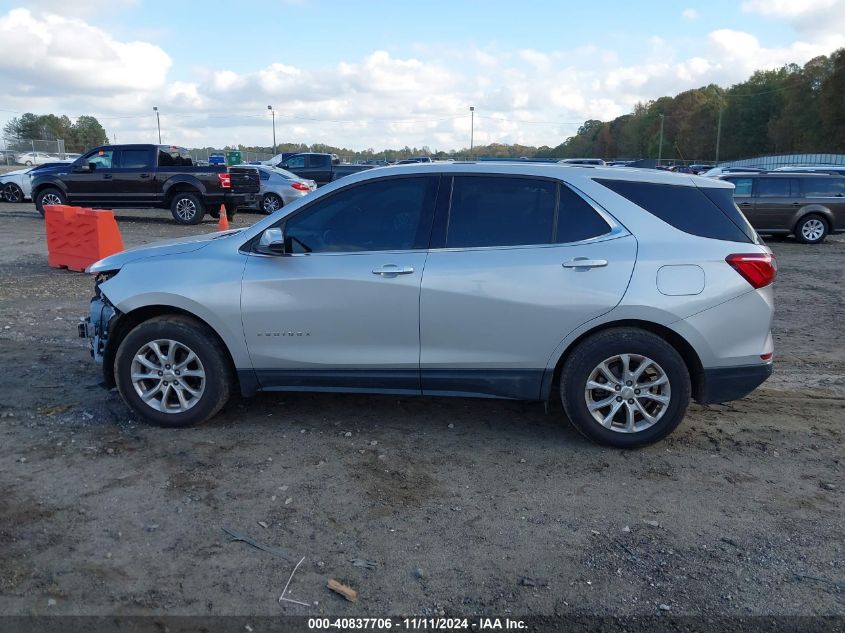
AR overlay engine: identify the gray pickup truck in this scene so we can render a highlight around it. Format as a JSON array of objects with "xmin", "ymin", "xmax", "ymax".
[{"xmin": 30, "ymin": 144, "xmax": 260, "ymax": 224}]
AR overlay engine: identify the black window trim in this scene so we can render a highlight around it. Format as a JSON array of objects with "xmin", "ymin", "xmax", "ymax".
[
  {"xmin": 242, "ymin": 173, "xmax": 442, "ymax": 256},
  {"xmin": 429, "ymin": 172, "xmax": 623, "ymax": 252}
]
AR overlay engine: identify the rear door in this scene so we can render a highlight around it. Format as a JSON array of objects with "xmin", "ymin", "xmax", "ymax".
[
  {"xmin": 753, "ymin": 177, "xmax": 799, "ymax": 231},
  {"xmin": 305, "ymin": 154, "xmax": 332, "ymax": 185},
  {"xmin": 419, "ymin": 175, "xmax": 636, "ymax": 400},
  {"xmin": 110, "ymin": 147, "xmax": 155, "ymax": 206}
]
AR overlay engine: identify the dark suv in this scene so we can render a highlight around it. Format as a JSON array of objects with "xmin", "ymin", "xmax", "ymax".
[{"xmin": 719, "ymin": 172, "xmax": 845, "ymax": 244}]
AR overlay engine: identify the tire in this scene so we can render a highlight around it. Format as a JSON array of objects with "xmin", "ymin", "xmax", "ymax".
[
  {"xmin": 261, "ymin": 193, "xmax": 283, "ymax": 215},
  {"xmin": 35, "ymin": 187, "xmax": 67, "ymax": 217},
  {"xmin": 224, "ymin": 200, "xmax": 237, "ymax": 221},
  {"xmin": 2, "ymin": 182, "xmax": 23, "ymax": 203},
  {"xmin": 169, "ymin": 191, "xmax": 205, "ymax": 225},
  {"xmin": 794, "ymin": 214, "xmax": 828, "ymax": 244},
  {"xmin": 560, "ymin": 327, "xmax": 691, "ymax": 448},
  {"xmin": 114, "ymin": 315, "xmax": 232, "ymax": 427},
  {"xmin": 24, "ymin": 161, "xmax": 33, "ymax": 166}
]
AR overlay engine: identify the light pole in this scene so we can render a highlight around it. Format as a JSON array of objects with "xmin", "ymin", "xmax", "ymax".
[
  {"xmin": 268, "ymin": 105, "xmax": 276, "ymax": 155},
  {"xmin": 657, "ymin": 113, "xmax": 665, "ymax": 166},
  {"xmin": 715, "ymin": 106, "xmax": 723, "ymax": 164},
  {"xmin": 153, "ymin": 106, "xmax": 161, "ymax": 144},
  {"xmin": 469, "ymin": 106, "xmax": 475, "ymax": 158}
]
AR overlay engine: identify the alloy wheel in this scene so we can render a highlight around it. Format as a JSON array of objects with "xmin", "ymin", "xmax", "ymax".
[
  {"xmin": 2, "ymin": 183, "xmax": 22, "ymax": 203},
  {"xmin": 130, "ymin": 339, "xmax": 206, "ymax": 413},
  {"xmin": 41, "ymin": 193, "xmax": 63, "ymax": 206},
  {"xmin": 801, "ymin": 218, "xmax": 825, "ymax": 242},
  {"xmin": 262, "ymin": 194, "xmax": 281, "ymax": 213},
  {"xmin": 175, "ymin": 198, "xmax": 197, "ymax": 221},
  {"xmin": 584, "ymin": 354, "xmax": 671, "ymax": 433}
]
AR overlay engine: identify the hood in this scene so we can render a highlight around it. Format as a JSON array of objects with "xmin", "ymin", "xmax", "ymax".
[
  {"xmin": 1, "ymin": 168, "xmax": 29, "ymax": 178},
  {"xmin": 86, "ymin": 229, "xmax": 243, "ymax": 273}
]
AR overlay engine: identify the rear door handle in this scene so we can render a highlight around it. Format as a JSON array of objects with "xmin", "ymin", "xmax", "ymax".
[
  {"xmin": 738, "ymin": 202, "xmax": 752, "ymax": 207},
  {"xmin": 372, "ymin": 264, "xmax": 415, "ymax": 276},
  {"xmin": 139, "ymin": 173, "xmax": 150, "ymax": 179},
  {"xmin": 562, "ymin": 258, "xmax": 608, "ymax": 269},
  {"xmin": 102, "ymin": 174, "xmax": 113, "ymax": 179}
]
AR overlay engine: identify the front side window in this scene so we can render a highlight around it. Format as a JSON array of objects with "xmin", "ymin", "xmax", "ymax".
[
  {"xmin": 286, "ymin": 156, "xmax": 305, "ymax": 169},
  {"xmin": 284, "ymin": 176, "xmax": 438, "ymax": 253},
  {"xmin": 801, "ymin": 177, "xmax": 845, "ymax": 197},
  {"xmin": 86, "ymin": 149, "xmax": 114, "ymax": 169},
  {"xmin": 446, "ymin": 176, "xmax": 556, "ymax": 248},
  {"xmin": 726, "ymin": 177, "xmax": 753, "ymax": 198},
  {"xmin": 756, "ymin": 178, "xmax": 793, "ymax": 198}
]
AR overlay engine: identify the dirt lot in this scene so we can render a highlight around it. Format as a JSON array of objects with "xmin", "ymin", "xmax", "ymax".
[{"xmin": 0, "ymin": 201, "xmax": 842, "ymax": 620}]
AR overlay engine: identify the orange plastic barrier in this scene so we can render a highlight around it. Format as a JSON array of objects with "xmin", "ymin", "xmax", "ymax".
[{"xmin": 44, "ymin": 205, "xmax": 124, "ymax": 272}]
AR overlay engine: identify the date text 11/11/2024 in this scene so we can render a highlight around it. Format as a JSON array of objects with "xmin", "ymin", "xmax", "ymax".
[{"xmin": 307, "ymin": 617, "xmax": 528, "ymax": 630}]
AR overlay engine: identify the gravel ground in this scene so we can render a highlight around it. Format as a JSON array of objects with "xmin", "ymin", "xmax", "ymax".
[{"xmin": 0, "ymin": 202, "xmax": 842, "ymax": 620}]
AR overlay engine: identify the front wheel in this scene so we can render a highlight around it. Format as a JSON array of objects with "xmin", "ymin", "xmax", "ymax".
[
  {"xmin": 114, "ymin": 316, "xmax": 232, "ymax": 427},
  {"xmin": 2, "ymin": 182, "xmax": 24, "ymax": 203},
  {"xmin": 560, "ymin": 328, "xmax": 691, "ymax": 448},
  {"xmin": 794, "ymin": 214, "xmax": 828, "ymax": 244},
  {"xmin": 170, "ymin": 192, "xmax": 205, "ymax": 225},
  {"xmin": 35, "ymin": 187, "xmax": 67, "ymax": 217}
]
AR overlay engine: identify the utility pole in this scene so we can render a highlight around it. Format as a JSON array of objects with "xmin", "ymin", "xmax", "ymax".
[
  {"xmin": 469, "ymin": 106, "xmax": 475, "ymax": 158},
  {"xmin": 268, "ymin": 105, "xmax": 276, "ymax": 155},
  {"xmin": 715, "ymin": 106, "xmax": 723, "ymax": 164},
  {"xmin": 153, "ymin": 106, "xmax": 161, "ymax": 144},
  {"xmin": 657, "ymin": 113, "xmax": 665, "ymax": 166}
]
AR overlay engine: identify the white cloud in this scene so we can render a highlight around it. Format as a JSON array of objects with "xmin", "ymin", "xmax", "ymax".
[
  {"xmin": 741, "ymin": 0, "xmax": 838, "ymax": 17},
  {"xmin": 682, "ymin": 8, "xmax": 700, "ymax": 19}
]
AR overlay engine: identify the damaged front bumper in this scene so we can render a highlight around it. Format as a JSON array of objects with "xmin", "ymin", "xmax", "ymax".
[{"xmin": 78, "ymin": 294, "xmax": 118, "ymax": 364}]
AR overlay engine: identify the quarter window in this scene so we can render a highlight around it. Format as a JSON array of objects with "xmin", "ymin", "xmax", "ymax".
[
  {"xmin": 801, "ymin": 177, "xmax": 845, "ymax": 197},
  {"xmin": 446, "ymin": 176, "xmax": 556, "ymax": 248},
  {"xmin": 284, "ymin": 176, "xmax": 438, "ymax": 253},
  {"xmin": 556, "ymin": 184, "xmax": 611, "ymax": 243}
]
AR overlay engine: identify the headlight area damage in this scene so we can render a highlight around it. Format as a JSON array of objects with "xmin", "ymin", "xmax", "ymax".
[{"xmin": 78, "ymin": 272, "xmax": 121, "ymax": 370}]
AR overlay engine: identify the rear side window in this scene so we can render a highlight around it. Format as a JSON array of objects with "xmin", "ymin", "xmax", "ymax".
[
  {"xmin": 801, "ymin": 177, "xmax": 845, "ymax": 197},
  {"xmin": 307, "ymin": 155, "xmax": 329, "ymax": 168},
  {"xmin": 595, "ymin": 179, "xmax": 753, "ymax": 243},
  {"xmin": 556, "ymin": 184, "xmax": 611, "ymax": 243},
  {"xmin": 756, "ymin": 178, "xmax": 795, "ymax": 197},
  {"xmin": 119, "ymin": 149, "xmax": 151, "ymax": 169},
  {"xmin": 446, "ymin": 176, "xmax": 556, "ymax": 248}
]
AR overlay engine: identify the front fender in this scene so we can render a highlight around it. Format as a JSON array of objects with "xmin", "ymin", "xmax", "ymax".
[{"xmin": 30, "ymin": 176, "xmax": 69, "ymax": 198}]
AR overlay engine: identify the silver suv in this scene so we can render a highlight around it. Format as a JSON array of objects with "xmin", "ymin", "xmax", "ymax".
[{"xmin": 80, "ymin": 163, "xmax": 776, "ymax": 447}]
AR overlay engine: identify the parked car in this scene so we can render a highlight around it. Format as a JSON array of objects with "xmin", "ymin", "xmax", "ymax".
[
  {"xmin": 719, "ymin": 171, "xmax": 845, "ymax": 243},
  {"xmin": 237, "ymin": 164, "xmax": 317, "ymax": 214},
  {"xmin": 703, "ymin": 166, "xmax": 764, "ymax": 178},
  {"xmin": 268, "ymin": 152, "xmax": 374, "ymax": 186},
  {"xmin": 0, "ymin": 161, "xmax": 71, "ymax": 202},
  {"xmin": 16, "ymin": 151, "xmax": 57, "ymax": 166},
  {"xmin": 30, "ymin": 144, "xmax": 260, "ymax": 224},
  {"xmin": 772, "ymin": 165, "xmax": 845, "ymax": 176},
  {"xmin": 559, "ymin": 158, "xmax": 607, "ymax": 166},
  {"xmin": 396, "ymin": 157, "xmax": 433, "ymax": 164},
  {"xmin": 79, "ymin": 163, "xmax": 775, "ymax": 447}
]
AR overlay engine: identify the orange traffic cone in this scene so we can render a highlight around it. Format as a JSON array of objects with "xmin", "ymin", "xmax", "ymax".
[{"xmin": 218, "ymin": 203, "xmax": 229, "ymax": 231}]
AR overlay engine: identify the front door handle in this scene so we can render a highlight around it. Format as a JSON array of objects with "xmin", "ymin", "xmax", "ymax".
[
  {"xmin": 562, "ymin": 258, "xmax": 608, "ymax": 269},
  {"xmin": 738, "ymin": 202, "xmax": 752, "ymax": 207},
  {"xmin": 372, "ymin": 264, "xmax": 415, "ymax": 276},
  {"xmin": 102, "ymin": 174, "xmax": 113, "ymax": 179},
  {"xmin": 139, "ymin": 173, "xmax": 150, "ymax": 179}
]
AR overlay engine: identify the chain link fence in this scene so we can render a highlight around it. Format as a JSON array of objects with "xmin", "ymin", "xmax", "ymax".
[{"xmin": 0, "ymin": 138, "xmax": 74, "ymax": 166}]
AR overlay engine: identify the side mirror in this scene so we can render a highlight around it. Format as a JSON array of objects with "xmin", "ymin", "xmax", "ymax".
[{"xmin": 256, "ymin": 227, "xmax": 286, "ymax": 255}]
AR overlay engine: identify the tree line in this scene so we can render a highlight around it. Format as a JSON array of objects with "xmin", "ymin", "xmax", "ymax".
[
  {"xmin": 535, "ymin": 48, "xmax": 845, "ymax": 162},
  {"xmin": 3, "ymin": 113, "xmax": 109, "ymax": 152}
]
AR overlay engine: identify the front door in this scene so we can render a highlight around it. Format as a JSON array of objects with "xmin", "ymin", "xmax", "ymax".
[
  {"xmin": 64, "ymin": 148, "xmax": 117, "ymax": 205},
  {"xmin": 240, "ymin": 175, "xmax": 440, "ymax": 392},
  {"xmin": 419, "ymin": 175, "xmax": 637, "ymax": 400}
]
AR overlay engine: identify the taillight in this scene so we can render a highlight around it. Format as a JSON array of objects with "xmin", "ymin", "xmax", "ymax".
[
  {"xmin": 218, "ymin": 173, "xmax": 231, "ymax": 188},
  {"xmin": 291, "ymin": 181, "xmax": 310, "ymax": 191},
  {"xmin": 726, "ymin": 253, "xmax": 777, "ymax": 289}
]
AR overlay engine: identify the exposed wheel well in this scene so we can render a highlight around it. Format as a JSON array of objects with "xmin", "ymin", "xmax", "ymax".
[
  {"xmin": 103, "ymin": 305, "xmax": 238, "ymax": 392},
  {"xmin": 547, "ymin": 319, "xmax": 705, "ymax": 402}
]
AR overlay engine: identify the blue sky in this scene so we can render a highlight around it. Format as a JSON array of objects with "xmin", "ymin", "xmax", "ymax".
[{"xmin": 1, "ymin": 0, "xmax": 843, "ymax": 151}]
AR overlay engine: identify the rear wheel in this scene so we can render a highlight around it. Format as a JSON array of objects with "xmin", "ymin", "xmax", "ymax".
[
  {"xmin": 35, "ymin": 187, "xmax": 67, "ymax": 217},
  {"xmin": 794, "ymin": 214, "xmax": 828, "ymax": 244},
  {"xmin": 2, "ymin": 182, "xmax": 23, "ymax": 203},
  {"xmin": 560, "ymin": 328, "xmax": 691, "ymax": 448},
  {"xmin": 114, "ymin": 316, "xmax": 232, "ymax": 427},
  {"xmin": 170, "ymin": 191, "xmax": 205, "ymax": 225},
  {"xmin": 261, "ymin": 193, "xmax": 283, "ymax": 214}
]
